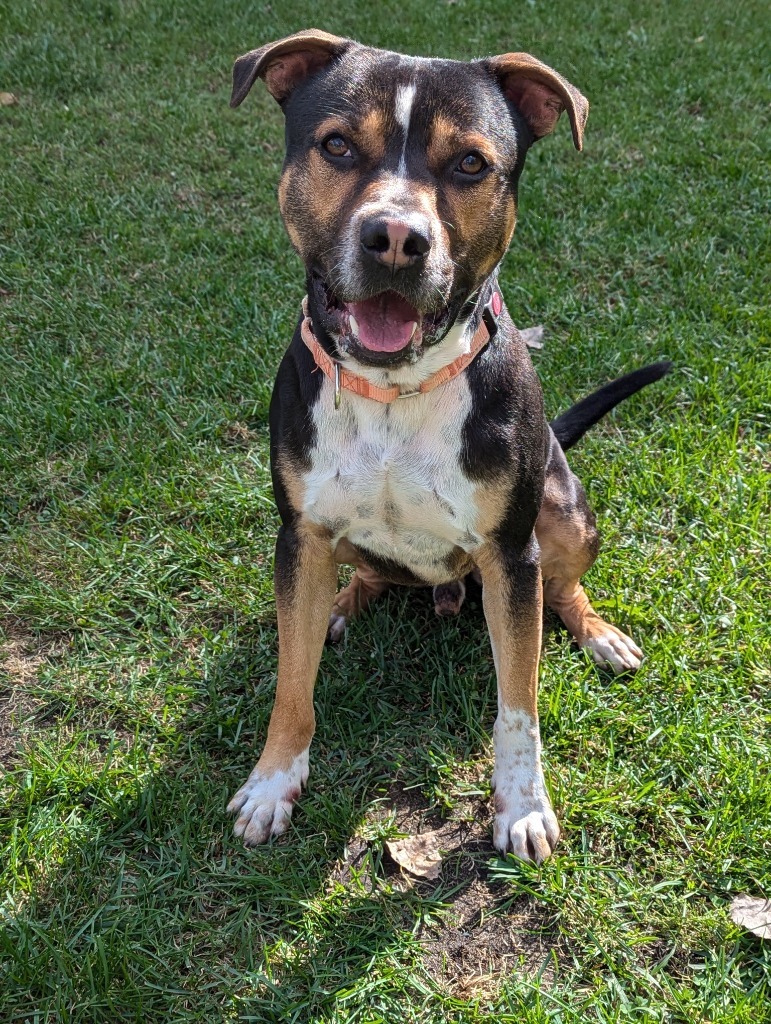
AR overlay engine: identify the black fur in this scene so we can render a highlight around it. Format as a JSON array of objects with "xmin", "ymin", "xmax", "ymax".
[
  {"xmin": 268, "ymin": 318, "xmax": 324, "ymax": 526},
  {"xmin": 550, "ymin": 361, "xmax": 672, "ymax": 452}
]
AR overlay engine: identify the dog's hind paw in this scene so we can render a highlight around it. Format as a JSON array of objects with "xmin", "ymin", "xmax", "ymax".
[
  {"xmin": 227, "ymin": 750, "xmax": 309, "ymax": 846},
  {"xmin": 582, "ymin": 626, "xmax": 642, "ymax": 674},
  {"xmin": 433, "ymin": 579, "xmax": 466, "ymax": 617},
  {"xmin": 327, "ymin": 612, "xmax": 347, "ymax": 644}
]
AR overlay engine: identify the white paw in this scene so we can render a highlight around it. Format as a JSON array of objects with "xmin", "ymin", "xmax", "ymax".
[
  {"xmin": 491, "ymin": 709, "xmax": 559, "ymax": 863},
  {"xmin": 493, "ymin": 800, "xmax": 560, "ymax": 863},
  {"xmin": 227, "ymin": 750, "xmax": 309, "ymax": 846},
  {"xmin": 582, "ymin": 627, "xmax": 642, "ymax": 673},
  {"xmin": 327, "ymin": 611, "xmax": 347, "ymax": 644}
]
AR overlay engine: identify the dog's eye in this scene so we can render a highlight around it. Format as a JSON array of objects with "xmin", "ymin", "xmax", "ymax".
[
  {"xmin": 322, "ymin": 134, "xmax": 352, "ymax": 159},
  {"xmin": 457, "ymin": 152, "xmax": 487, "ymax": 176}
]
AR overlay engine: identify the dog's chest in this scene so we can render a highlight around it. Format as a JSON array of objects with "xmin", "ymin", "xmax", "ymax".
[{"xmin": 302, "ymin": 381, "xmax": 482, "ymax": 581}]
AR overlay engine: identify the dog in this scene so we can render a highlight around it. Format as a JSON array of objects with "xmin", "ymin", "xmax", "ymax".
[{"xmin": 226, "ymin": 30, "xmax": 670, "ymax": 863}]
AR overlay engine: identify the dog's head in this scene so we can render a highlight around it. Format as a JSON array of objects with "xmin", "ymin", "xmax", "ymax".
[{"xmin": 231, "ymin": 30, "xmax": 588, "ymax": 366}]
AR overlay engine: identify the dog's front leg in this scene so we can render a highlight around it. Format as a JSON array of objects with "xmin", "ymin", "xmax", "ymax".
[
  {"xmin": 477, "ymin": 539, "xmax": 559, "ymax": 863},
  {"xmin": 228, "ymin": 523, "xmax": 336, "ymax": 845}
]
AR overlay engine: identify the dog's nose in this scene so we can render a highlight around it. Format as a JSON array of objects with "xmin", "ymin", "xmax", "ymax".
[{"xmin": 359, "ymin": 216, "xmax": 431, "ymax": 268}]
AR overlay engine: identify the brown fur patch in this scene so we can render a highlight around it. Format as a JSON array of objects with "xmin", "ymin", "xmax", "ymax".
[
  {"xmin": 356, "ymin": 108, "xmax": 387, "ymax": 164},
  {"xmin": 314, "ymin": 110, "xmax": 389, "ymax": 167},
  {"xmin": 314, "ymin": 116, "xmax": 350, "ymax": 144},
  {"xmin": 333, "ymin": 537, "xmax": 362, "ymax": 567},
  {"xmin": 443, "ymin": 181, "xmax": 516, "ymax": 278},
  {"xmin": 331, "ymin": 564, "xmax": 391, "ymax": 622},
  {"xmin": 259, "ymin": 524, "xmax": 337, "ymax": 771},
  {"xmin": 535, "ymin": 453, "xmax": 625, "ymax": 650},
  {"xmin": 278, "ymin": 167, "xmax": 303, "ymax": 251},
  {"xmin": 279, "ymin": 149, "xmax": 359, "ymax": 260},
  {"xmin": 305, "ymin": 150, "xmax": 359, "ymax": 231},
  {"xmin": 427, "ymin": 116, "xmax": 499, "ymax": 173},
  {"xmin": 444, "ymin": 546, "xmax": 475, "ymax": 581},
  {"xmin": 472, "ymin": 477, "xmax": 511, "ymax": 538},
  {"xmin": 275, "ymin": 453, "xmax": 307, "ymax": 517},
  {"xmin": 475, "ymin": 544, "xmax": 542, "ymax": 712},
  {"xmin": 425, "ymin": 114, "xmax": 516, "ymax": 278}
]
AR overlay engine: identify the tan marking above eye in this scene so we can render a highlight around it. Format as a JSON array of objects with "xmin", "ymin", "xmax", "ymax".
[
  {"xmin": 355, "ymin": 108, "xmax": 387, "ymax": 163},
  {"xmin": 315, "ymin": 116, "xmax": 350, "ymax": 142},
  {"xmin": 427, "ymin": 115, "xmax": 500, "ymax": 174},
  {"xmin": 314, "ymin": 111, "xmax": 388, "ymax": 164}
]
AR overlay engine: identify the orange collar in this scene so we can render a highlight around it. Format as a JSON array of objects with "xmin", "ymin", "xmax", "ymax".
[{"xmin": 299, "ymin": 292, "xmax": 498, "ymax": 407}]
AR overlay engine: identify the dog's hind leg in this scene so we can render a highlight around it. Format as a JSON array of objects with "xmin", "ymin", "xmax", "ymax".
[
  {"xmin": 327, "ymin": 564, "xmax": 391, "ymax": 642},
  {"xmin": 536, "ymin": 433, "xmax": 642, "ymax": 673}
]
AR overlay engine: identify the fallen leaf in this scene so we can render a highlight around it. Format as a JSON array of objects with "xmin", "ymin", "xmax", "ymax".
[
  {"xmin": 730, "ymin": 895, "xmax": 771, "ymax": 938},
  {"xmin": 386, "ymin": 830, "xmax": 444, "ymax": 879},
  {"xmin": 520, "ymin": 324, "xmax": 545, "ymax": 349}
]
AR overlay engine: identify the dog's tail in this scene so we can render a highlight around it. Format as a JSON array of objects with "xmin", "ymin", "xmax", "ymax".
[{"xmin": 549, "ymin": 361, "xmax": 672, "ymax": 451}]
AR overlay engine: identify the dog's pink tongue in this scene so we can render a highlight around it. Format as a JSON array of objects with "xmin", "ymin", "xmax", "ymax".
[{"xmin": 348, "ymin": 292, "xmax": 419, "ymax": 352}]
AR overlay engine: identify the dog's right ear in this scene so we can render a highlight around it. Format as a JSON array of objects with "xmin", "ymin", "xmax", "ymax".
[{"xmin": 230, "ymin": 29, "xmax": 351, "ymax": 108}]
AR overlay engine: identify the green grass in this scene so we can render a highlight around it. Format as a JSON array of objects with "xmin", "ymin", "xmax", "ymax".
[{"xmin": 1, "ymin": 0, "xmax": 769, "ymax": 1020}]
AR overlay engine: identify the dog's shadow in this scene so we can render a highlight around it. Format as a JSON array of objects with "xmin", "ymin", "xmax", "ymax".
[
  {"xmin": 4, "ymin": 588, "xmax": 566, "ymax": 1014},
  {"xmin": 203, "ymin": 583, "xmax": 566, "ymax": 995}
]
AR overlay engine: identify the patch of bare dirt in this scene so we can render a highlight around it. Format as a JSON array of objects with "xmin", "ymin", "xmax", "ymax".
[
  {"xmin": 329, "ymin": 777, "xmax": 562, "ymax": 998},
  {"xmin": 0, "ymin": 630, "xmax": 62, "ymax": 766},
  {"xmin": 420, "ymin": 876, "xmax": 560, "ymax": 1000}
]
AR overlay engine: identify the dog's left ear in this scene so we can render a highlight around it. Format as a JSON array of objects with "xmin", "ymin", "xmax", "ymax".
[
  {"xmin": 485, "ymin": 53, "xmax": 589, "ymax": 150},
  {"xmin": 231, "ymin": 29, "xmax": 351, "ymax": 108}
]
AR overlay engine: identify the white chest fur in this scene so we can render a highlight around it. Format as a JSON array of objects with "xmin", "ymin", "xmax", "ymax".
[{"xmin": 302, "ymin": 376, "xmax": 483, "ymax": 583}]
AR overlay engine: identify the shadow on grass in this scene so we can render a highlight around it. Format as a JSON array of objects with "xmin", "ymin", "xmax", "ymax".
[{"xmin": 0, "ymin": 587, "xmax": 566, "ymax": 1019}]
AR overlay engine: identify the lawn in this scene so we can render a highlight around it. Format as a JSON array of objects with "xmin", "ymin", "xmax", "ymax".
[{"xmin": 1, "ymin": 0, "xmax": 769, "ymax": 1020}]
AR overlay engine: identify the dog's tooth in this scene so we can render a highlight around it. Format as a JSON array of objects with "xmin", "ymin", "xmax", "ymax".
[
  {"xmin": 409, "ymin": 322, "xmax": 418, "ymax": 341},
  {"xmin": 349, "ymin": 314, "xmax": 359, "ymax": 339}
]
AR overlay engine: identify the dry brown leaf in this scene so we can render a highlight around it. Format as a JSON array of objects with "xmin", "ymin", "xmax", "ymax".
[
  {"xmin": 0, "ymin": 92, "xmax": 19, "ymax": 107},
  {"xmin": 386, "ymin": 830, "xmax": 443, "ymax": 879},
  {"xmin": 520, "ymin": 325, "xmax": 545, "ymax": 350},
  {"xmin": 730, "ymin": 895, "xmax": 771, "ymax": 938}
]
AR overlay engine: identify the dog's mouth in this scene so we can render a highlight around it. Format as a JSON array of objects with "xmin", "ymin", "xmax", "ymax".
[
  {"xmin": 348, "ymin": 292, "xmax": 421, "ymax": 353},
  {"xmin": 311, "ymin": 273, "xmax": 453, "ymax": 362}
]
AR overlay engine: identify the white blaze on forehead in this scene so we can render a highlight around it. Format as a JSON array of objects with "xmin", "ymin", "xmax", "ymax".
[{"xmin": 394, "ymin": 82, "xmax": 417, "ymax": 176}]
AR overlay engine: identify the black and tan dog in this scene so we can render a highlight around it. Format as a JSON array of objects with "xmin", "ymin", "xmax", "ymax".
[{"xmin": 226, "ymin": 30, "xmax": 669, "ymax": 862}]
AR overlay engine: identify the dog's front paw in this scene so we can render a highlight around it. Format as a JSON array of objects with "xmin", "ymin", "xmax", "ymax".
[
  {"xmin": 582, "ymin": 625, "xmax": 642, "ymax": 674},
  {"xmin": 493, "ymin": 796, "xmax": 560, "ymax": 863},
  {"xmin": 491, "ymin": 709, "xmax": 560, "ymax": 863},
  {"xmin": 227, "ymin": 750, "xmax": 309, "ymax": 846}
]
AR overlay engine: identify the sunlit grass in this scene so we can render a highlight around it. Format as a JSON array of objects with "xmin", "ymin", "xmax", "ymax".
[{"xmin": 1, "ymin": 0, "xmax": 769, "ymax": 1020}]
